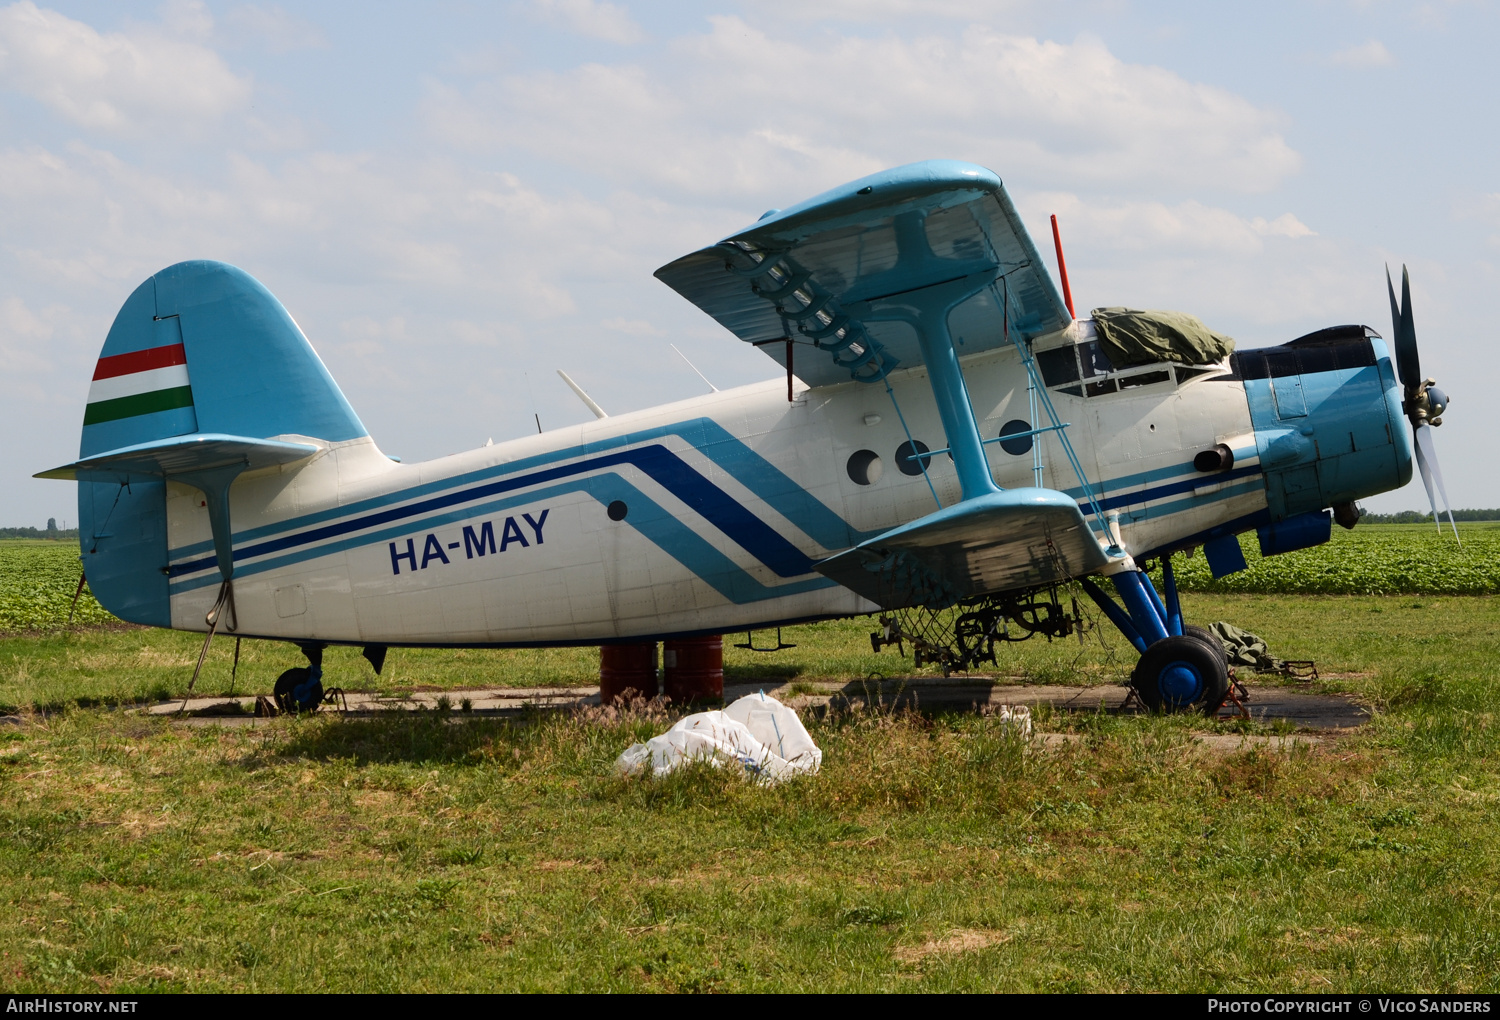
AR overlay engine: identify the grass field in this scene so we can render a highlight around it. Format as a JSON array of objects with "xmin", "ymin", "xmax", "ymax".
[{"xmin": 1, "ymin": 532, "xmax": 1498, "ymax": 991}]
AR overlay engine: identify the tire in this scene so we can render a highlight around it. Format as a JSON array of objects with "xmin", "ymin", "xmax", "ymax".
[
  {"xmin": 1184, "ymin": 624, "xmax": 1228, "ymax": 668},
  {"xmin": 1132, "ymin": 635, "xmax": 1229, "ymax": 714},
  {"xmin": 273, "ymin": 667, "xmax": 322, "ymax": 713}
]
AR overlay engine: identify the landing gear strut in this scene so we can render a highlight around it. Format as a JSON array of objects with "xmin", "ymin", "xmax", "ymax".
[{"xmin": 1079, "ymin": 556, "xmax": 1229, "ymax": 714}]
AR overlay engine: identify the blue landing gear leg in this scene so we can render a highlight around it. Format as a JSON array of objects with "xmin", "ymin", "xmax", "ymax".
[{"xmin": 1079, "ymin": 559, "xmax": 1228, "ymax": 714}]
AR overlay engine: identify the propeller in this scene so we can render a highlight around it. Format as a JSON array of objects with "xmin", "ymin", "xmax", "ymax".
[{"xmin": 1387, "ymin": 264, "xmax": 1459, "ymax": 542}]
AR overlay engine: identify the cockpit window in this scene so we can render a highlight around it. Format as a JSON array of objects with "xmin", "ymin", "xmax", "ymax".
[
  {"xmin": 1079, "ymin": 340, "xmax": 1114, "ymax": 378},
  {"xmin": 1036, "ymin": 338, "xmax": 1181, "ymax": 399},
  {"xmin": 1036, "ymin": 346, "xmax": 1080, "ymax": 388}
]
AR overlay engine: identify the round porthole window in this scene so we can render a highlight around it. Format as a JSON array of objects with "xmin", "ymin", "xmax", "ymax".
[
  {"xmin": 895, "ymin": 440, "xmax": 931, "ymax": 476},
  {"xmin": 998, "ymin": 419, "xmax": 1034, "ymax": 456},
  {"xmin": 846, "ymin": 449, "xmax": 883, "ymax": 485},
  {"xmin": 607, "ymin": 500, "xmax": 628, "ymax": 521}
]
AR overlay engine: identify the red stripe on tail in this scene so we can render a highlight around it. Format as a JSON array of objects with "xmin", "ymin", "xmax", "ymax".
[{"xmin": 92, "ymin": 343, "xmax": 187, "ymax": 381}]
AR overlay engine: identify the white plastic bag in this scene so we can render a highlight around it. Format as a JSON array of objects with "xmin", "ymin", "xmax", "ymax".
[
  {"xmin": 994, "ymin": 704, "xmax": 1032, "ymax": 740},
  {"xmin": 615, "ymin": 692, "xmax": 820, "ymax": 783}
]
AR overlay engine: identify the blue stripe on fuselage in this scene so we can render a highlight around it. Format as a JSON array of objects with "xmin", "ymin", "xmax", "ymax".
[
  {"xmin": 169, "ymin": 418, "xmax": 865, "ymax": 561},
  {"xmin": 1091, "ymin": 464, "xmax": 1262, "ymax": 513},
  {"xmin": 168, "ymin": 474, "xmax": 839, "ymax": 604},
  {"xmin": 170, "ymin": 443, "xmax": 819, "ymax": 580}
]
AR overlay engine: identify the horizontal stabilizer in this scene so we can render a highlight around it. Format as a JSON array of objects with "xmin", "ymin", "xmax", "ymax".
[
  {"xmin": 814, "ymin": 489, "xmax": 1111, "ymax": 609},
  {"xmin": 655, "ymin": 160, "xmax": 1071, "ymax": 389},
  {"xmin": 36, "ymin": 433, "xmax": 318, "ymax": 483}
]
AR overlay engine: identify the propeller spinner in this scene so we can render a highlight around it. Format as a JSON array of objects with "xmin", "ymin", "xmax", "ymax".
[{"xmin": 1386, "ymin": 264, "xmax": 1459, "ymax": 541}]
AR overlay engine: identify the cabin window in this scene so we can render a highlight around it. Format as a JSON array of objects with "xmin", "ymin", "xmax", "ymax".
[
  {"xmin": 997, "ymin": 419, "xmax": 1035, "ymax": 456},
  {"xmin": 895, "ymin": 440, "xmax": 931, "ymax": 476},
  {"xmin": 847, "ymin": 449, "xmax": 883, "ymax": 485}
]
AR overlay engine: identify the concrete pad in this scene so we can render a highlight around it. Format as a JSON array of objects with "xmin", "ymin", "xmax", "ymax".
[
  {"xmin": 1192, "ymin": 733, "xmax": 1325, "ymax": 752},
  {"xmin": 728, "ymin": 677, "xmax": 1368, "ymax": 730},
  {"xmin": 1035, "ymin": 731, "xmax": 1325, "ymax": 753},
  {"xmin": 141, "ymin": 676, "xmax": 1367, "ymax": 732},
  {"xmin": 140, "ymin": 686, "xmax": 601, "ymax": 719}
]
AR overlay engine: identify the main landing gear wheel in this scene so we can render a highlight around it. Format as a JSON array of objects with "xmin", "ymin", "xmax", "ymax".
[
  {"xmin": 1132, "ymin": 634, "xmax": 1229, "ymax": 714},
  {"xmin": 1183, "ymin": 624, "xmax": 1228, "ymax": 668},
  {"xmin": 273, "ymin": 667, "xmax": 324, "ymax": 714}
]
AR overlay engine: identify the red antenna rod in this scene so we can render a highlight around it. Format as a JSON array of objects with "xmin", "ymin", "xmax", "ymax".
[{"xmin": 1050, "ymin": 214, "xmax": 1076, "ymax": 321}]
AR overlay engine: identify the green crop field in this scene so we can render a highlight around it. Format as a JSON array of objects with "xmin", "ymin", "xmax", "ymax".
[
  {"xmin": 1, "ymin": 531, "xmax": 1499, "ymax": 992},
  {"xmin": 0, "ymin": 540, "xmax": 114, "ymax": 632},
  {"xmin": 1166, "ymin": 522, "xmax": 1500, "ymax": 596},
  {"xmin": 6, "ymin": 523, "xmax": 1492, "ymax": 638}
]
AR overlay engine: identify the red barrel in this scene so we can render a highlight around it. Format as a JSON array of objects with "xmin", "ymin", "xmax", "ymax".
[
  {"xmin": 662, "ymin": 635, "xmax": 723, "ymax": 704},
  {"xmin": 599, "ymin": 642, "xmax": 658, "ymax": 705}
]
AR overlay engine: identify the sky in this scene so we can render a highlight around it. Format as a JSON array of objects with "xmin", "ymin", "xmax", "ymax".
[{"xmin": 1, "ymin": 0, "xmax": 1496, "ymax": 527}]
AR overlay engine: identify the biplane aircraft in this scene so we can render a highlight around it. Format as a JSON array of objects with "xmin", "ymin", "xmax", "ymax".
[{"xmin": 37, "ymin": 160, "xmax": 1453, "ymax": 713}]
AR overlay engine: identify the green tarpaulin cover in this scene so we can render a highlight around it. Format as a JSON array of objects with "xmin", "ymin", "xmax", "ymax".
[{"xmin": 1090, "ymin": 307, "xmax": 1236, "ymax": 368}]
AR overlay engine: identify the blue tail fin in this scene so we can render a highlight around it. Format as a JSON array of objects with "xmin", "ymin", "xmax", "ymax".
[
  {"xmin": 82, "ymin": 260, "xmax": 366, "ymax": 456},
  {"xmin": 69, "ymin": 261, "xmax": 367, "ymax": 625}
]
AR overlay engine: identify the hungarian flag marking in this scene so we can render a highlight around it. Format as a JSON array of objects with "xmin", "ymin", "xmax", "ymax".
[{"xmin": 84, "ymin": 343, "xmax": 194, "ymax": 425}]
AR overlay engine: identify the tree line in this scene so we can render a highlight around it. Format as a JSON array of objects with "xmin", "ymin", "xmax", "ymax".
[
  {"xmin": 0, "ymin": 518, "xmax": 80, "ymax": 540},
  {"xmin": 1361, "ymin": 508, "xmax": 1500, "ymax": 523}
]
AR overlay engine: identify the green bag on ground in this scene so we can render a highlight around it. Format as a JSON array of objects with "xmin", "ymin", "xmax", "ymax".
[{"xmin": 1209, "ymin": 621, "xmax": 1284, "ymax": 672}]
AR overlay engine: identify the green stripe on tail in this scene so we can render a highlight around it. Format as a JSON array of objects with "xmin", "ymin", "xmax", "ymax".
[{"xmin": 83, "ymin": 386, "xmax": 195, "ymax": 426}]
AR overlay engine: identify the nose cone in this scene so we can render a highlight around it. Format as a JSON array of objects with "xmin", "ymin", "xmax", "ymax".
[{"xmin": 1426, "ymin": 384, "xmax": 1449, "ymax": 418}]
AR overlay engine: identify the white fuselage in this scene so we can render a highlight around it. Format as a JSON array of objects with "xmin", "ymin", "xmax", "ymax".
[{"xmin": 164, "ymin": 327, "xmax": 1259, "ymax": 645}]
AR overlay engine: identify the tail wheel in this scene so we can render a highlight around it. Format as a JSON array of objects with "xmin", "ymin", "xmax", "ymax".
[
  {"xmin": 273, "ymin": 667, "xmax": 323, "ymax": 714},
  {"xmin": 1132, "ymin": 635, "xmax": 1229, "ymax": 714}
]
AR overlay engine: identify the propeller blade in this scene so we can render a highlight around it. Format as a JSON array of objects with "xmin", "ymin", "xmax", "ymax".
[
  {"xmin": 1386, "ymin": 263, "xmax": 1421, "ymax": 389},
  {"xmin": 1414, "ymin": 424, "xmax": 1461, "ymax": 545},
  {"xmin": 1412, "ymin": 427, "xmax": 1439, "ymax": 532}
]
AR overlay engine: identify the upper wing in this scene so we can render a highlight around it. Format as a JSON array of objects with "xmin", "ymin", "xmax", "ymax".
[
  {"xmin": 654, "ymin": 160, "xmax": 1071, "ymax": 388},
  {"xmin": 813, "ymin": 489, "xmax": 1111, "ymax": 609}
]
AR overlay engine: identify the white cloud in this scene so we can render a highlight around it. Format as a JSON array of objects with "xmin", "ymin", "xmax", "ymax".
[
  {"xmin": 752, "ymin": 0, "xmax": 1031, "ymax": 19},
  {"xmin": 532, "ymin": 0, "xmax": 643, "ymax": 45},
  {"xmin": 158, "ymin": 0, "xmax": 214, "ymax": 41},
  {"xmin": 1012, "ymin": 190, "xmax": 1355, "ymax": 333},
  {"xmin": 1027, "ymin": 193, "xmax": 1314, "ymax": 256},
  {"xmin": 1473, "ymin": 192, "xmax": 1500, "ymax": 246},
  {"xmin": 1251, "ymin": 213, "xmax": 1315, "ymax": 239},
  {"xmin": 0, "ymin": 1, "xmax": 251, "ymax": 132},
  {"xmin": 14, "ymin": 7, "xmax": 1491, "ymax": 516},
  {"xmin": 224, "ymin": 3, "xmax": 327, "ymax": 52},
  {"xmin": 1328, "ymin": 39, "xmax": 1394, "ymax": 68},
  {"xmin": 600, "ymin": 316, "xmax": 662, "ymax": 336},
  {"xmin": 0, "ymin": 296, "xmax": 60, "ymax": 374},
  {"xmin": 432, "ymin": 19, "xmax": 1300, "ymax": 199}
]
